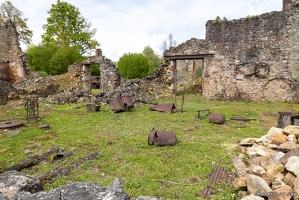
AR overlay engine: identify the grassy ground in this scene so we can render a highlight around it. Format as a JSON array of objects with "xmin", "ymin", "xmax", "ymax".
[{"xmin": 0, "ymin": 94, "xmax": 297, "ymax": 199}]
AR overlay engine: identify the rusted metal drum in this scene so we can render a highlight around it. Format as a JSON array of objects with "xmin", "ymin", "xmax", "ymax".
[
  {"xmin": 148, "ymin": 129, "xmax": 176, "ymax": 146},
  {"xmin": 110, "ymin": 97, "xmax": 124, "ymax": 112},
  {"xmin": 209, "ymin": 113, "xmax": 226, "ymax": 125},
  {"xmin": 121, "ymin": 95, "xmax": 134, "ymax": 109}
]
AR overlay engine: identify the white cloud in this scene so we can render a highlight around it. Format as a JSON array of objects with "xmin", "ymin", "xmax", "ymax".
[{"xmin": 8, "ymin": 0, "xmax": 282, "ymax": 62}]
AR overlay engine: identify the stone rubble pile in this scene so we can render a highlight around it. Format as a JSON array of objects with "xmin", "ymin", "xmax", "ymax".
[
  {"xmin": 0, "ymin": 171, "xmax": 164, "ymax": 200},
  {"xmin": 233, "ymin": 125, "xmax": 299, "ymax": 200}
]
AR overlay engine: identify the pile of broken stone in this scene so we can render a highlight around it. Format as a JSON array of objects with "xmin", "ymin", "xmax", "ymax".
[{"xmin": 233, "ymin": 125, "xmax": 299, "ymax": 200}]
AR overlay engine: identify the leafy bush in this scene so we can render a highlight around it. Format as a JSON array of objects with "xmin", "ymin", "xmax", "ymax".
[{"xmin": 117, "ymin": 53, "xmax": 152, "ymax": 79}]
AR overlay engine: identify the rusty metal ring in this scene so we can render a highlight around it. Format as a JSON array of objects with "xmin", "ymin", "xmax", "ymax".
[
  {"xmin": 262, "ymin": 77, "xmax": 296, "ymax": 99},
  {"xmin": 254, "ymin": 62, "xmax": 270, "ymax": 79}
]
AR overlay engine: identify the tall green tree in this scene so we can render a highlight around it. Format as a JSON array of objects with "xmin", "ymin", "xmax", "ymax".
[
  {"xmin": 26, "ymin": 43, "xmax": 84, "ymax": 75},
  {"xmin": 162, "ymin": 33, "xmax": 177, "ymax": 52},
  {"xmin": 42, "ymin": 0, "xmax": 99, "ymax": 55},
  {"xmin": 117, "ymin": 53, "xmax": 151, "ymax": 79},
  {"xmin": 142, "ymin": 46, "xmax": 163, "ymax": 72},
  {"xmin": 0, "ymin": 0, "xmax": 33, "ymax": 45}
]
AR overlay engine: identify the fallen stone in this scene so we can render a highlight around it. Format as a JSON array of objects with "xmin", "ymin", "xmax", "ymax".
[
  {"xmin": 266, "ymin": 164, "xmax": 284, "ymax": 180},
  {"xmin": 0, "ymin": 171, "xmax": 43, "ymax": 196},
  {"xmin": 277, "ymin": 142, "xmax": 299, "ymax": 152},
  {"xmin": 270, "ymin": 132, "xmax": 287, "ymax": 145},
  {"xmin": 245, "ymin": 174, "xmax": 272, "ymax": 195},
  {"xmin": 238, "ymin": 138, "xmax": 258, "ymax": 146},
  {"xmin": 279, "ymin": 148, "xmax": 299, "ymax": 164},
  {"xmin": 283, "ymin": 125, "xmax": 299, "ymax": 137},
  {"xmin": 256, "ymin": 127, "xmax": 284, "ymax": 145},
  {"xmin": 286, "ymin": 134, "xmax": 297, "ymax": 143},
  {"xmin": 232, "ymin": 156, "xmax": 247, "ymax": 177},
  {"xmin": 233, "ymin": 177, "xmax": 247, "ymax": 189},
  {"xmin": 246, "ymin": 144, "xmax": 272, "ymax": 157},
  {"xmin": 294, "ymin": 176, "xmax": 299, "ymax": 200},
  {"xmin": 271, "ymin": 178, "xmax": 285, "ymax": 190},
  {"xmin": 285, "ymin": 156, "xmax": 299, "ymax": 176},
  {"xmin": 269, "ymin": 185, "xmax": 293, "ymax": 200},
  {"xmin": 283, "ymin": 172, "xmax": 296, "ymax": 188}
]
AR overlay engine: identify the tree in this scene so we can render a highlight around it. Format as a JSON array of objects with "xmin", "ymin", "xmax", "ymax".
[
  {"xmin": 142, "ymin": 46, "xmax": 163, "ymax": 72},
  {"xmin": 0, "ymin": 0, "xmax": 33, "ymax": 45},
  {"xmin": 117, "ymin": 53, "xmax": 151, "ymax": 79},
  {"xmin": 42, "ymin": 0, "xmax": 99, "ymax": 55},
  {"xmin": 26, "ymin": 43, "xmax": 84, "ymax": 75},
  {"xmin": 162, "ymin": 33, "xmax": 177, "ymax": 52}
]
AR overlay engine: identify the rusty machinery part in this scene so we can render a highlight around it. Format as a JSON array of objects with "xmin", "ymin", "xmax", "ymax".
[
  {"xmin": 148, "ymin": 129, "xmax": 177, "ymax": 146},
  {"xmin": 149, "ymin": 103, "xmax": 177, "ymax": 113},
  {"xmin": 254, "ymin": 62, "xmax": 270, "ymax": 79},
  {"xmin": 209, "ymin": 113, "xmax": 226, "ymax": 125},
  {"xmin": 0, "ymin": 121, "xmax": 23, "ymax": 129},
  {"xmin": 262, "ymin": 77, "xmax": 296, "ymax": 100},
  {"xmin": 24, "ymin": 95, "xmax": 40, "ymax": 121}
]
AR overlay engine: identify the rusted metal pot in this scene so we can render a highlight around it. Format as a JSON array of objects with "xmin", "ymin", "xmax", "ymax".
[
  {"xmin": 121, "ymin": 95, "xmax": 134, "ymax": 109},
  {"xmin": 148, "ymin": 129, "xmax": 176, "ymax": 146},
  {"xmin": 110, "ymin": 97, "xmax": 124, "ymax": 112},
  {"xmin": 209, "ymin": 113, "xmax": 226, "ymax": 125}
]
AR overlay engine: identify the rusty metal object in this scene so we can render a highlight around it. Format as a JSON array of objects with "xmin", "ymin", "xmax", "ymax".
[
  {"xmin": 230, "ymin": 116, "xmax": 249, "ymax": 122},
  {"xmin": 121, "ymin": 95, "xmax": 134, "ymax": 109},
  {"xmin": 203, "ymin": 166, "xmax": 227, "ymax": 199},
  {"xmin": 209, "ymin": 113, "xmax": 226, "ymax": 124},
  {"xmin": 110, "ymin": 97, "xmax": 125, "ymax": 112},
  {"xmin": 25, "ymin": 95, "xmax": 40, "ymax": 121},
  {"xmin": 195, "ymin": 109, "xmax": 210, "ymax": 119},
  {"xmin": 149, "ymin": 103, "xmax": 177, "ymax": 113},
  {"xmin": 254, "ymin": 62, "xmax": 270, "ymax": 78},
  {"xmin": 0, "ymin": 121, "xmax": 23, "ymax": 129},
  {"xmin": 148, "ymin": 129, "xmax": 176, "ymax": 146},
  {"xmin": 52, "ymin": 151, "xmax": 73, "ymax": 161}
]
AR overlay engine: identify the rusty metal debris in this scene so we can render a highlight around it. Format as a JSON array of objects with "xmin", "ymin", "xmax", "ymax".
[
  {"xmin": 230, "ymin": 116, "xmax": 249, "ymax": 122},
  {"xmin": 0, "ymin": 121, "xmax": 23, "ymax": 129},
  {"xmin": 148, "ymin": 128, "xmax": 176, "ymax": 146},
  {"xmin": 209, "ymin": 113, "xmax": 226, "ymax": 125},
  {"xmin": 203, "ymin": 166, "xmax": 227, "ymax": 199},
  {"xmin": 110, "ymin": 95, "xmax": 134, "ymax": 113},
  {"xmin": 52, "ymin": 151, "xmax": 73, "ymax": 161},
  {"xmin": 149, "ymin": 103, "xmax": 177, "ymax": 113},
  {"xmin": 25, "ymin": 95, "xmax": 40, "ymax": 121}
]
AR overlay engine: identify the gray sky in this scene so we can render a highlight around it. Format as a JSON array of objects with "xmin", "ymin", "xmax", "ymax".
[{"xmin": 8, "ymin": 0, "xmax": 282, "ymax": 62}]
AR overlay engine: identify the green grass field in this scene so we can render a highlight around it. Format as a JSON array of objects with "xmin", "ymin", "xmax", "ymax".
[{"xmin": 0, "ymin": 94, "xmax": 297, "ymax": 199}]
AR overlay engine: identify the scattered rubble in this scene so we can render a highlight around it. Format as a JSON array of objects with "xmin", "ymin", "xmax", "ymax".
[{"xmin": 233, "ymin": 125, "xmax": 299, "ymax": 199}]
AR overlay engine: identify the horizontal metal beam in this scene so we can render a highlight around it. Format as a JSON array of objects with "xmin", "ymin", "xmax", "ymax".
[{"xmin": 164, "ymin": 54, "xmax": 214, "ymax": 60}]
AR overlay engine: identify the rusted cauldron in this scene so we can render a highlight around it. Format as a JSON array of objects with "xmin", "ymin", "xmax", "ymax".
[
  {"xmin": 209, "ymin": 113, "xmax": 226, "ymax": 125},
  {"xmin": 148, "ymin": 129, "xmax": 176, "ymax": 146},
  {"xmin": 110, "ymin": 97, "xmax": 124, "ymax": 112},
  {"xmin": 121, "ymin": 95, "xmax": 134, "ymax": 109}
]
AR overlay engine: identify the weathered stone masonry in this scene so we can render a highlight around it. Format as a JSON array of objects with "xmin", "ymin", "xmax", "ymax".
[
  {"xmin": 0, "ymin": 17, "xmax": 30, "ymax": 104},
  {"xmin": 164, "ymin": 0, "xmax": 299, "ymax": 102},
  {"xmin": 0, "ymin": 18, "xmax": 29, "ymax": 84}
]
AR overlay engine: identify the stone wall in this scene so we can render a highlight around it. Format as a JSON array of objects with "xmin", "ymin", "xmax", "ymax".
[
  {"xmin": 0, "ymin": 18, "xmax": 29, "ymax": 84},
  {"xmin": 164, "ymin": 0, "xmax": 299, "ymax": 102}
]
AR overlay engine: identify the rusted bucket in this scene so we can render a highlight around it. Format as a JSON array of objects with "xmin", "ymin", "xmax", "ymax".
[
  {"xmin": 148, "ymin": 129, "xmax": 176, "ymax": 146},
  {"xmin": 110, "ymin": 97, "xmax": 124, "ymax": 112},
  {"xmin": 121, "ymin": 95, "xmax": 134, "ymax": 109},
  {"xmin": 209, "ymin": 113, "xmax": 226, "ymax": 125}
]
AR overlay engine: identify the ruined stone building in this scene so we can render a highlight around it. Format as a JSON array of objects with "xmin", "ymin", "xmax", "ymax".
[
  {"xmin": 0, "ymin": 17, "xmax": 29, "ymax": 84},
  {"xmin": 0, "ymin": 17, "xmax": 30, "ymax": 104},
  {"xmin": 164, "ymin": 0, "xmax": 299, "ymax": 102}
]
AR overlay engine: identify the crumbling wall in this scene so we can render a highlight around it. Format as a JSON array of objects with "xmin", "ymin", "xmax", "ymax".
[
  {"xmin": 164, "ymin": 0, "xmax": 299, "ymax": 102},
  {"xmin": 0, "ymin": 18, "xmax": 29, "ymax": 84}
]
